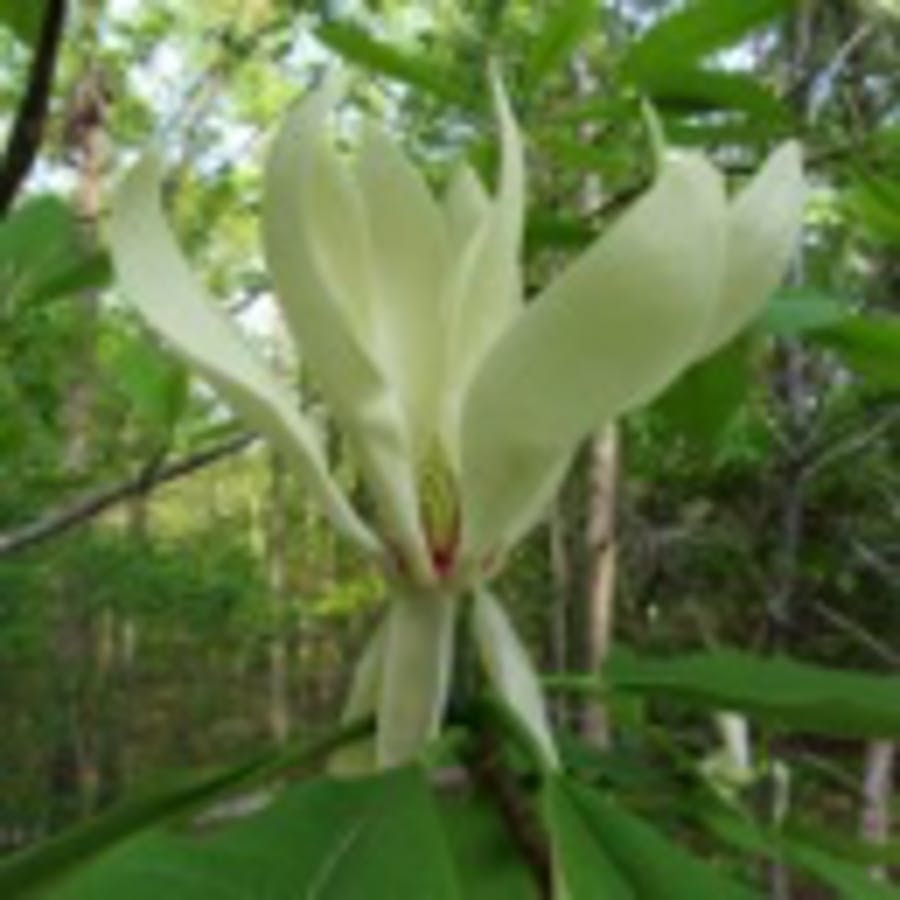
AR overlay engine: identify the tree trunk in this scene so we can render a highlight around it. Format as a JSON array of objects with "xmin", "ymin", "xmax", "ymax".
[
  {"xmin": 266, "ymin": 453, "xmax": 291, "ymax": 744},
  {"xmin": 48, "ymin": 50, "xmax": 108, "ymax": 823},
  {"xmin": 860, "ymin": 740, "xmax": 895, "ymax": 883}
]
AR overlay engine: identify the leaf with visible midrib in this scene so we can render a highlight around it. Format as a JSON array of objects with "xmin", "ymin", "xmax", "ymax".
[
  {"xmin": 49, "ymin": 768, "xmax": 462, "ymax": 900},
  {"xmin": 546, "ymin": 777, "xmax": 758, "ymax": 900},
  {"xmin": 591, "ymin": 648, "xmax": 900, "ymax": 739}
]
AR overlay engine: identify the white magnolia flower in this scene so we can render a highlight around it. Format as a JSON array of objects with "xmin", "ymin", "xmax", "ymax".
[{"xmin": 109, "ymin": 72, "xmax": 806, "ymax": 771}]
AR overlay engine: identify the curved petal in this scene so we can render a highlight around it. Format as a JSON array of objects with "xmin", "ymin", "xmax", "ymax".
[
  {"xmin": 472, "ymin": 590, "xmax": 559, "ymax": 769},
  {"xmin": 263, "ymin": 79, "xmax": 430, "ymax": 581},
  {"xmin": 460, "ymin": 152, "xmax": 726, "ymax": 558},
  {"xmin": 447, "ymin": 71, "xmax": 525, "ymax": 385},
  {"xmin": 356, "ymin": 124, "xmax": 448, "ymax": 459},
  {"xmin": 109, "ymin": 153, "xmax": 378, "ymax": 555},
  {"xmin": 377, "ymin": 590, "xmax": 457, "ymax": 769},
  {"xmin": 700, "ymin": 141, "xmax": 806, "ymax": 355},
  {"xmin": 440, "ymin": 72, "xmax": 526, "ymax": 466},
  {"xmin": 443, "ymin": 164, "xmax": 489, "ymax": 262}
]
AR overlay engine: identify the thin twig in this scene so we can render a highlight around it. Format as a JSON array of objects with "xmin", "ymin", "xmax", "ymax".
[
  {"xmin": 463, "ymin": 729, "xmax": 551, "ymax": 899},
  {"xmin": 0, "ymin": 432, "xmax": 256, "ymax": 557},
  {"xmin": 0, "ymin": 0, "xmax": 68, "ymax": 214}
]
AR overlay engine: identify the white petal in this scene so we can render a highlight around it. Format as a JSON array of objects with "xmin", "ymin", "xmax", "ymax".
[
  {"xmin": 263, "ymin": 80, "xmax": 430, "ymax": 580},
  {"xmin": 109, "ymin": 153, "xmax": 378, "ymax": 555},
  {"xmin": 447, "ymin": 72, "xmax": 525, "ymax": 387},
  {"xmin": 700, "ymin": 141, "xmax": 806, "ymax": 355},
  {"xmin": 356, "ymin": 124, "xmax": 448, "ymax": 459},
  {"xmin": 444, "ymin": 164, "xmax": 489, "ymax": 262},
  {"xmin": 377, "ymin": 590, "xmax": 456, "ymax": 768},
  {"xmin": 460, "ymin": 152, "xmax": 726, "ymax": 558},
  {"xmin": 472, "ymin": 590, "xmax": 559, "ymax": 769},
  {"xmin": 440, "ymin": 73, "xmax": 526, "ymax": 467}
]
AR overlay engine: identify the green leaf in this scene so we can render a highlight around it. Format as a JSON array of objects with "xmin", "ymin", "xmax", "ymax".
[
  {"xmin": 103, "ymin": 330, "xmax": 188, "ymax": 431},
  {"xmin": 110, "ymin": 153, "xmax": 378, "ymax": 556},
  {"xmin": 0, "ymin": 0, "xmax": 46, "ymax": 45},
  {"xmin": 654, "ymin": 336, "xmax": 752, "ymax": 447},
  {"xmin": 316, "ymin": 22, "xmax": 471, "ymax": 105},
  {"xmin": 545, "ymin": 778, "xmax": 756, "ymax": 899},
  {"xmin": 0, "ymin": 196, "xmax": 109, "ymax": 305},
  {"xmin": 638, "ymin": 68, "xmax": 788, "ymax": 122},
  {"xmin": 524, "ymin": 0, "xmax": 599, "ymax": 91},
  {"xmin": 50, "ymin": 768, "xmax": 462, "ymax": 899},
  {"xmin": 706, "ymin": 811, "xmax": 900, "ymax": 900},
  {"xmin": 586, "ymin": 648, "xmax": 900, "ymax": 738},
  {"xmin": 0, "ymin": 757, "xmax": 265, "ymax": 896},
  {"xmin": 814, "ymin": 315, "xmax": 900, "ymax": 390},
  {"xmin": 438, "ymin": 783, "xmax": 539, "ymax": 900},
  {"xmin": 544, "ymin": 779, "xmax": 635, "ymax": 900},
  {"xmin": 847, "ymin": 174, "xmax": 900, "ymax": 246},
  {"xmin": 525, "ymin": 213, "xmax": 593, "ymax": 251},
  {"xmin": 460, "ymin": 151, "xmax": 726, "ymax": 558},
  {"xmin": 761, "ymin": 287, "xmax": 849, "ymax": 336},
  {"xmin": 623, "ymin": 0, "xmax": 792, "ymax": 78},
  {"xmin": 0, "ymin": 724, "xmax": 376, "ymax": 896}
]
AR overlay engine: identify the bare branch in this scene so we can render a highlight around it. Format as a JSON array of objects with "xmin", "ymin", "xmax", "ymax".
[
  {"xmin": 0, "ymin": 0, "xmax": 69, "ymax": 214},
  {"xmin": 0, "ymin": 432, "xmax": 257, "ymax": 557}
]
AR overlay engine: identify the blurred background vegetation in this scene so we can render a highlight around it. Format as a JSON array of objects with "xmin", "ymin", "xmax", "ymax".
[{"xmin": 1, "ymin": 1, "xmax": 898, "ymax": 889}]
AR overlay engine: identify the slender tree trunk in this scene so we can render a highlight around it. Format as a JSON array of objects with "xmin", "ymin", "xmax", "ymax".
[
  {"xmin": 266, "ymin": 453, "xmax": 291, "ymax": 744},
  {"xmin": 860, "ymin": 740, "xmax": 895, "ymax": 883},
  {"xmin": 581, "ymin": 428, "xmax": 619, "ymax": 747},
  {"xmin": 569, "ymin": 51, "xmax": 620, "ymax": 749},
  {"xmin": 49, "ymin": 56, "xmax": 108, "ymax": 823}
]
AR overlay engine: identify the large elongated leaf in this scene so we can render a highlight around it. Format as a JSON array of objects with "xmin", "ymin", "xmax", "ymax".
[
  {"xmin": 316, "ymin": 22, "xmax": 470, "ymax": 105},
  {"xmin": 109, "ymin": 154, "xmax": 378, "ymax": 556},
  {"xmin": 438, "ymin": 784, "xmax": 540, "ymax": 900},
  {"xmin": 571, "ymin": 648, "xmax": 900, "ymax": 738},
  {"xmin": 0, "ymin": 724, "xmax": 375, "ymax": 896},
  {"xmin": 50, "ymin": 768, "xmax": 462, "ymax": 900},
  {"xmin": 623, "ymin": 0, "xmax": 791, "ymax": 78},
  {"xmin": 544, "ymin": 779, "xmax": 634, "ymax": 900},
  {"xmin": 0, "ymin": 759, "xmax": 264, "ymax": 897},
  {"xmin": 706, "ymin": 811, "xmax": 900, "ymax": 900},
  {"xmin": 637, "ymin": 67, "xmax": 788, "ymax": 122},
  {"xmin": 545, "ymin": 778, "xmax": 756, "ymax": 899},
  {"xmin": 460, "ymin": 151, "xmax": 725, "ymax": 558}
]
